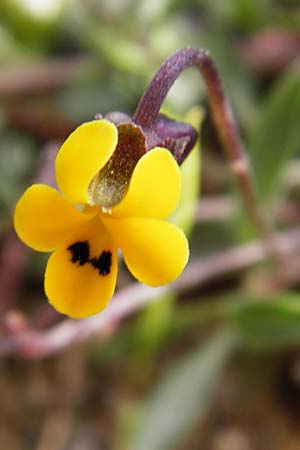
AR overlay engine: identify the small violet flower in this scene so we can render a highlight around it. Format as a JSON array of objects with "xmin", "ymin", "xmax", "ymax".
[{"xmin": 14, "ymin": 49, "xmax": 200, "ymax": 319}]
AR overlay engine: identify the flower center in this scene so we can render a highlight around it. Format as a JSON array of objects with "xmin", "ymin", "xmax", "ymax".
[{"xmin": 88, "ymin": 122, "xmax": 146, "ymax": 209}]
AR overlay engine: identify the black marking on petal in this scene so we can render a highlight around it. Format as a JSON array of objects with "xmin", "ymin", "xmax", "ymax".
[
  {"xmin": 90, "ymin": 251, "xmax": 112, "ymax": 276},
  {"xmin": 67, "ymin": 241, "xmax": 112, "ymax": 276},
  {"xmin": 68, "ymin": 241, "xmax": 90, "ymax": 266}
]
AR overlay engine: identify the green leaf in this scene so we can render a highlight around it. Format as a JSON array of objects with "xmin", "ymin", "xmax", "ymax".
[
  {"xmin": 170, "ymin": 107, "xmax": 203, "ymax": 234},
  {"xmin": 0, "ymin": 132, "xmax": 35, "ymax": 209},
  {"xmin": 232, "ymin": 294, "xmax": 300, "ymax": 351},
  {"xmin": 86, "ymin": 27, "xmax": 154, "ymax": 76},
  {"xmin": 0, "ymin": 0, "xmax": 67, "ymax": 49},
  {"xmin": 133, "ymin": 293, "xmax": 175, "ymax": 360},
  {"xmin": 248, "ymin": 66, "xmax": 300, "ymax": 201},
  {"xmin": 129, "ymin": 329, "xmax": 237, "ymax": 450}
]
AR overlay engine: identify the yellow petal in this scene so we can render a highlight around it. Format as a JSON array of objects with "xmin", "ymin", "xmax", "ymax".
[
  {"xmin": 55, "ymin": 120, "xmax": 118, "ymax": 204},
  {"xmin": 103, "ymin": 217, "xmax": 189, "ymax": 286},
  {"xmin": 45, "ymin": 217, "xmax": 118, "ymax": 319},
  {"xmin": 111, "ymin": 147, "xmax": 181, "ymax": 219},
  {"xmin": 14, "ymin": 184, "xmax": 96, "ymax": 252}
]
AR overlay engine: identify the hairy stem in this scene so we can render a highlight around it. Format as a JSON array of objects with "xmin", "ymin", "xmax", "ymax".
[{"xmin": 134, "ymin": 48, "xmax": 277, "ymax": 251}]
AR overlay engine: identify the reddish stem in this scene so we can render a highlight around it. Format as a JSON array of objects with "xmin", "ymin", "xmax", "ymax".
[{"xmin": 134, "ymin": 48, "xmax": 277, "ymax": 252}]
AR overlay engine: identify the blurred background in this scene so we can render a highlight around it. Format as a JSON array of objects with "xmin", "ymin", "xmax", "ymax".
[{"xmin": 1, "ymin": 0, "xmax": 300, "ymax": 449}]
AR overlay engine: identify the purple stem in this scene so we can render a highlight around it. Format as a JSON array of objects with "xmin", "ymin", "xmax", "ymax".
[
  {"xmin": 134, "ymin": 48, "xmax": 277, "ymax": 252},
  {"xmin": 134, "ymin": 48, "xmax": 241, "ymax": 160}
]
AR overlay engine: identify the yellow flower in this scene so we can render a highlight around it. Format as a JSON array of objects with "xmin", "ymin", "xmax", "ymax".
[{"xmin": 14, "ymin": 119, "xmax": 189, "ymax": 319}]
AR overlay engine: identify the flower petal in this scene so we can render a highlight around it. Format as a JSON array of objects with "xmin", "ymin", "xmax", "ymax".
[
  {"xmin": 55, "ymin": 120, "xmax": 118, "ymax": 204},
  {"xmin": 14, "ymin": 184, "xmax": 96, "ymax": 252},
  {"xmin": 111, "ymin": 147, "xmax": 181, "ymax": 219},
  {"xmin": 45, "ymin": 217, "xmax": 118, "ymax": 319},
  {"xmin": 103, "ymin": 217, "xmax": 189, "ymax": 286}
]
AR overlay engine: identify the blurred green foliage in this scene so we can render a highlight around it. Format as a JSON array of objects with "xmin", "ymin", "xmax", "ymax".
[
  {"xmin": 249, "ymin": 65, "xmax": 300, "ymax": 201},
  {"xmin": 129, "ymin": 330, "xmax": 237, "ymax": 450}
]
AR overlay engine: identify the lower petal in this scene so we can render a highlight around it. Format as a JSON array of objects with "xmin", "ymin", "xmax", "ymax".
[
  {"xmin": 103, "ymin": 217, "xmax": 189, "ymax": 287},
  {"xmin": 45, "ymin": 218, "xmax": 118, "ymax": 319}
]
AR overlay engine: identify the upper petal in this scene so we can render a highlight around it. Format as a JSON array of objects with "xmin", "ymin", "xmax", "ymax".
[
  {"xmin": 111, "ymin": 147, "xmax": 181, "ymax": 219},
  {"xmin": 45, "ymin": 217, "xmax": 118, "ymax": 319},
  {"xmin": 14, "ymin": 184, "xmax": 96, "ymax": 252},
  {"xmin": 55, "ymin": 120, "xmax": 118, "ymax": 205},
  {"xmin": 103, "ymin": 216, "xmax": 189, "ymax": 286}
]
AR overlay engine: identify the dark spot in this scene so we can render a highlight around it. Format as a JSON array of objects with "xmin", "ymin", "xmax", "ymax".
[
  {"xmin": 68, "ymin": 241, "xmax": 90, "ymax": 265},
  {"xmin": 67, "ymin": 242, "xmax": 112, "ymax": 276},
  {"xmin": 90, "ymin": 251, "xmax": 112, "ymax": 276}
]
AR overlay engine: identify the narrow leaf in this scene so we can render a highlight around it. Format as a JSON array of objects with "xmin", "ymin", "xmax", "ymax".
[
  {"xmin": 232, "ymin": 294, "xmax": 300, "ymax": 351},
  {"xmin": 129, "ymin": 329, "xmax": 236, "ymax": 450},
  {"xmin": 248, "ymin": 66, "xmax": 300, "ymax": 200},
  {"xmin": 170, "ymin": 107, "xmax": 203, "ymax": 234}
]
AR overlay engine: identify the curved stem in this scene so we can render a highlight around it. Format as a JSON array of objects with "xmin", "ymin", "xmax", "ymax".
[{"xmin": 134, "ymin": 48, "xmax": 277, "ymax": 252}]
